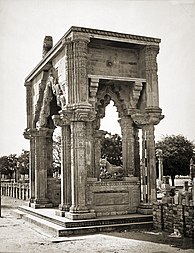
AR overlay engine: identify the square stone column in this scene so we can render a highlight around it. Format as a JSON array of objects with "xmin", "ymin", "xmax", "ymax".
[
  {"xmin": 119, "ymin": 116, "xmax": 135, "ymax": 176},
  {"xmin": 93, "ymin": 130, "xmax": 106, "ymax": 179},
  {"xmin": 60, "ymin": 124, "xmax": 71, "ymax": 211},
  {"xmin": 30, "ymin": 128, "xmax": 53, "ymax": 208},
  {"xmin": 145, "ymin": 124, "xmax": 157, "ymax": 203},
  {"xmin": 24, "ymin": 129, "xmax": 35, "ymax": 203},
  {"xmin": 62, "ymin": 105, "xmax": 96, "ymax": 220},
  {"xmin": 53, "ymin": 115, "xmax": 72, "ymax": 216},
  {"xmin": 132, "ymin": 111, "xmax": 163, "ymax": 214},
  {"xmin": 145, "ymin": 45, "xmax": 160, "ymax": 109}
]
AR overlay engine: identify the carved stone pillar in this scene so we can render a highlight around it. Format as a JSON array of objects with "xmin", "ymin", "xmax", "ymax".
[
  {"xmin": 30, "ymin": 128, "xmax": 53, "ymax": 208},
  {"xmin": 145, "ymin": 124, "xmax": 157, "ymax": 203},
  {"xmin": 71, "ymin": 35, "xmax": 90, "ymax": 104},
  {"xmin": 134, "ymin": 127, "xmax": 140, "ymax": 177},
  {"xmin": 60, "ymin": 124, "xmax": 71, "ymax": 212},
  {"xmin": 132, "ymin": 112, "xmax": 163, "ymax": 214},
  {"xmin": 145, "ymin": 45, "xmax": 160, "ymax": 109},
  {"xmin": 29, "ymin": 136, "xmax": 35, "ymax": 202},
  {"xmin": 119, "ymin": 116, "xmax": 135, "ymax": 176},
  {"xmin": 61, "ymin": 105, "xmax": 96, "ymax": 220},
  {"xmin": 53, "ymin": 115, "xmax": 71, "ymax": 216},
  {"xmin": 46, "ymin": 133, "xmax": 53, "ymax": 177},
  {"xmin": 24, "ymin": 129, "xmax": 35, "ymax": 203},
  {"xmin": 86, "ymin": 122, "xmax": 93, "ymax": 178},
  {"xmin": 156, "ymin": 149, "xmax": 163, "ymax": 181},
  {"xmin": 139, "ymin": 124, "xmax": 156, "ymax": 212},
  {"xmin": 94, "ymin": 130, "xmax": 106, "ymax": 179},
  {"xmin": 141, "ymin": 126, "xmax": 147, "ymax": 204}
]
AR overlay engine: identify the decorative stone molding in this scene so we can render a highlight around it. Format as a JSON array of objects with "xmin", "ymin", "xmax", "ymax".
[
  {"xmin": 60, "ymin": 103, "xmax": 96, "ymax": 122},
  {"xmin": 69, "ymin": 26, "xmax": 161, "ymax": 44},
  {"xmin": 131, "ymin": 110, "xmax": 164, "ymax": 127},
  {"xmin": 96, "ymin": 85, "xmax": 124, "ymax": 118},
  {"xmin": 89, "ymin": 77, "xmax": 99, "ymax": 108},
  {"xmin": 129, "ymin": 80, "xmax": 143, "ymax": 108}
]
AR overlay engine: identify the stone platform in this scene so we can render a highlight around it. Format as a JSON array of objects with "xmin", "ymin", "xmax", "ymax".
[{"xmin": 13, "ymin": 206, "xmax": 153, "ymax": 237}]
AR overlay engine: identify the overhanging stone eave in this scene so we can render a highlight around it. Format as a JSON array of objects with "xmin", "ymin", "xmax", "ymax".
[
  {"xmin": 70, "ymin": 26, "xmax": 161, "ymax": 44},
  {"xmin": 25, "ymin": 26, "xmax": 160, "ymax": 83},
  {"xmin": 88, "ymin": 74, "xmax": 146, "ymax": 83}
]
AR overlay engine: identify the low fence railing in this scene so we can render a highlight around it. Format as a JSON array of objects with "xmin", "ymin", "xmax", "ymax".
[{"xmin": 1, "ymin": 182, "xmax": 30, "ymax": 200}]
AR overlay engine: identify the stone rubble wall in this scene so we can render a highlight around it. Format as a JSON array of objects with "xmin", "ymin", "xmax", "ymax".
[{"xmin": 153, "ymin": 199, "xmax": 194, "ymax": 238}]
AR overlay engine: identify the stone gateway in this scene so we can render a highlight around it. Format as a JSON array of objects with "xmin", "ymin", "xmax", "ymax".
[{"xmin": 24, "ymin": 26, "xmax": 164, "ymax": 219}]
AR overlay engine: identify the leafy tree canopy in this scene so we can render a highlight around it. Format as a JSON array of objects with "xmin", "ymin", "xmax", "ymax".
[
  {"xmin": 0, "ymin": 156, "xmax": 9, "ymax": 175},
  {"xmin": 156, "ymin": 135, "xmax": 195, "ymax": 185},
  {"xmin": 101, "ymin": 133, "xmax": 122, "ymax": 166},
  {"xmin": 0, "ymin": 150, "xmax": 29, "ymax": 177},
  {"xmin": 17, "ymin": 150, "xmax": 29, "ymax": 175}
]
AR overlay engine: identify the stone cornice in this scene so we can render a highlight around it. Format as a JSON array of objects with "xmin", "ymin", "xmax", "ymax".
[
  {"xmin": 25, "ymin": 26, "xmax": 160, "ymax": 83},
  {"xmin": 68, "ymin": 26, "xmax": 161, "ymax": 44}
]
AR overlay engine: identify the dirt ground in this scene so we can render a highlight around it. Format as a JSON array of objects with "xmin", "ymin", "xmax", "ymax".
[{"xmin": 0, "ymin": 196, "xmax": 194, "ymax": 253}]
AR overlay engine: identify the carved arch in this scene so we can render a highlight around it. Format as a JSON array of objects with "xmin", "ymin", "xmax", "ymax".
[
  {"xmin": 35, "ymin": 67, "xmax": 66, "ymax": 128},
  {"xmin": 96, "ymin": 85, "xmax": 126, "ymax": 119}
]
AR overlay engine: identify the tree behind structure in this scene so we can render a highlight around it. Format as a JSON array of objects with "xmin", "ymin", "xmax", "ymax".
[
  {"xmin": 101, "ymin": 133, "xmax": 122, "ymax": 166},
  {"xmin": 156, "ymin": 135, "xmax": 195, "ymax": 186}
]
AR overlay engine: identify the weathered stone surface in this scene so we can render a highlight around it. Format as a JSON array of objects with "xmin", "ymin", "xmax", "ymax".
[{"xmin": 24, "ymin": 26, "xmax": 163, "ymax": 219}]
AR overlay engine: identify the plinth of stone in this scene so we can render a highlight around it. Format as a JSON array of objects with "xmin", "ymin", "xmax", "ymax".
[
  {"xmin": 137, "ymin": 204, "xmax": 153, "ymax": 215},
  {"xmin": 65, "ymin": 211, "xmax": 96, "ymax": 220},
  {"xmin": 30, "ymin": 203, "xmax": 53, "ymax": 209},
  {"xmin": 55, "ymin": 210, "xmax": 66, "ymax": 217}
]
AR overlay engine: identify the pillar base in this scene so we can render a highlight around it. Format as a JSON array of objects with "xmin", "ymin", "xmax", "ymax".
[
  {"xmin": 30, "ymin": 202, "xmax": 53, "ymax": 209},
  {"xmin": 55, "ymin": 210, "xmax": 66, "ymax": 217},
  {"xmin": 58, "ymin": 203, "xmax": 70, "ymax": 212},
  {"xmin": 29, "ymin": 198, "xmax": 53, "ymax": 209},
  {"xmin": 137, "ymin": 203, "xmax": 153, "ymax": 215},
  {"xmin": 65, "ymin": 210, "xmax": 96, "ymax": 220}
]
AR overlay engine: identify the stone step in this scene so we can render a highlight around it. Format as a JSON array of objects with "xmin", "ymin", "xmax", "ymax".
[
  {"xmin": 13, "ymin": 209, "xmax": 64, "ymax": 236},
  {"xmin": 13, "ymin": 209, "xmax": 153, "ymax": 237},
  {"xmin": 18, "ymin": 206, "xmax": 153, "ymax": 229}
]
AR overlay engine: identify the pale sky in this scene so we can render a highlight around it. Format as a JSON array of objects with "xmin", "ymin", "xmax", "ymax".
[{"xmin": 0, "ymin": 0, "xmax": 195, "ymax": 156}]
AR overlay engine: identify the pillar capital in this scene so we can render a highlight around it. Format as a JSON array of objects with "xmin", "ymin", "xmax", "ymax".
[
  {"xmin": 23, "ymin": 127, "xmax": 54, "ymax": 139},
  {"xmin": 60, "ymin": 103, "xmax": 96, "ymax": 122},
  {"xmin": 71, "ymin": 32, "xmax": 90, "ymax": 43},
  {"xmin": 131, "ymin": 110, "xmax": 164, "ymax": 128}
]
